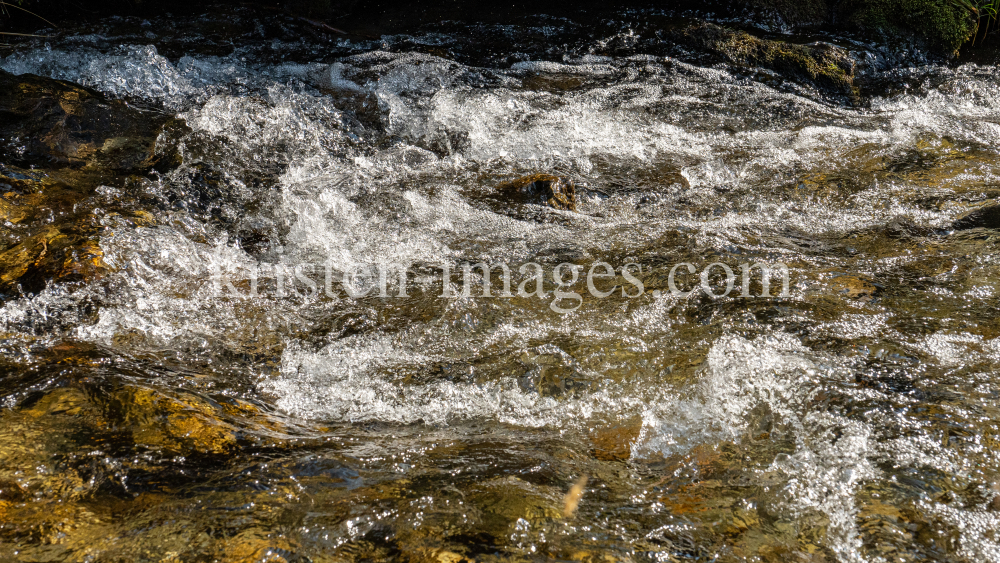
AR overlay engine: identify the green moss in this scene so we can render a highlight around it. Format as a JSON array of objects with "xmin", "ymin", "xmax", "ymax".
[
  {"xmin": 685, "ymin": 22, "xmax": 857, "ymax": 96},
  {"xmin": 839, "ymin": 0, "xmax": 976, "ymax": 54}
]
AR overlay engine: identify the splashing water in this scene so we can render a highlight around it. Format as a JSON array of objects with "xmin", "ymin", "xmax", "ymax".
[{"xmin": 2, "ymin": 8, "xmax": 1000, "ymax": 562}]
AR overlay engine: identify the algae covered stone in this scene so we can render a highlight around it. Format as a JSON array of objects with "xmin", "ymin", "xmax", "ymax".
[
  {"xmin": 839, "ymin": 0, "xmax": 976, "ymax": 54},
  {"xmin": 683, "ymin": 22, "xmax": 857, "ymax": 96},
  {"xmin": 952, "ymin": 205, "xmax": 1000, "ymax": 231}
]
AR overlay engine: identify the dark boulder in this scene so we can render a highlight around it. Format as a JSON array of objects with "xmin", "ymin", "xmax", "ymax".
[
  {"xmin": 0, "ymin": 70, "xmax": 169, "ymax": 172},
  {"xmin": 952, "ymin": 206, "xmax": 1000, "ymax": 231}
]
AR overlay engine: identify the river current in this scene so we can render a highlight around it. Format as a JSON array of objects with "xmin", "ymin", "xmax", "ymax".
[{"xmin": 1, "ymin": 8, "xmax": 1000, "ymax": 562}]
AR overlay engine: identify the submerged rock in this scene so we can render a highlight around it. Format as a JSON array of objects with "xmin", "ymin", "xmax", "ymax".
[
  {"xmin": 0, "ymin": 71, "xmax": 182, "ymax": 296},
  {"xmin": 682, "ymin": 22, "xmax": 856, "ymax": 97},
  {"xmin": 951, "ymin": 206, "xmax": 1000, "ymax": 231},
  {"xmin": 589, "ymin": 417, "xmax": 643, "ymax": 462},
  {"xmin": 0, "ymin": 479, "xmax": 25, "ymax": 502},
  {"xmin": 497, "ymin": 174, "xmax": 577, "ymax": 211},
  {"xmin": 0, "ymin": 168, "xmax": 112, "ymax": 295},
  {"xmin": 828, "ymin": 273, "xmax": 880, "ymax": 301},
  {"xmin": 0, "ymin": 223, "xmax": 107, "ymax": 295},
  {"xmin": 469, "ymin": 476, "xmax": 563, "ymax": 535},
  {"xmin": 0, "ymin": 70, "xmax": 170, "ymax": 172},
  {"xmin": 114, "ymin": 387, "xmax": 239, "ymax": 456}
]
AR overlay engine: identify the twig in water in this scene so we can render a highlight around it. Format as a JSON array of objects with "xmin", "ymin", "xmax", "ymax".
[
  {"xmin": 0, "ymin": 1, "xmax": 58, "ymax": 28},
  {"xmin": 299, "ymin": 17, "xmax": 347, "ymax": 35},
  {"xmin": 0, "ymin": 31, "xmax": 54, "ymax": 37}
]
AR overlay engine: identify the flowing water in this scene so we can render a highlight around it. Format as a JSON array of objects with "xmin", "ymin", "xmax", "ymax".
[{"xmin": 2, "ymin": 7, "xmax": 1000, "ymax": 562}]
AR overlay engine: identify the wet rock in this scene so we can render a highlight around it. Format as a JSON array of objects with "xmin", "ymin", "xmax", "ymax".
[
  {"xmin": 827, "ymin": 274, "xmax": 879, "ymax": 301},
  {"xmin": 522, "ymin": 73, "xmax": 588, "ymax": 92},
  {"xmin": 0, "ymin": 176, "xmax": 110, "ymax": 294},
  {"xmin": 114, "ymin": 387, "xmax": 238, "ymax": 456},
  {"xmin": 497, "ymin": 174, "xmax": 577, "ymax": 211},
  {"xmin": 951, "ymin": 206, "xmax": 1000, "ymax": 231},
  {"xmin": 681, "ymin": 22, "xmax": 856, "ymax": 96},
  {"xmin": 0, "ymin": 70, "xmax": 170, "ymax": 171},
  {"xmin": 838, "ymin": 0, "xmax": 975, "ymax": 55},
  {"xmin": 0, "ymin": 224, "xmax": 107, "ymax": 296},
  {"xmin": 589, "ymin": 417, "xmax": 643, "ymax": 462},
  {"xmin": 0, "ymin": 479, "xmax": 25, "ymax": 502},
  {"xmin": 0, "ymin": 69, "xmax": 180, "ymax": 296}
]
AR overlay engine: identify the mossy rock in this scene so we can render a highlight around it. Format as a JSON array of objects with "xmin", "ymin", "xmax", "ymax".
[
  {"xmin": 683, "ymin": 22, "xmax": 857, "ymax": 97},
  {"xmin": 838, "ymin": 0, "xmax": 976, "ymax": 55}
]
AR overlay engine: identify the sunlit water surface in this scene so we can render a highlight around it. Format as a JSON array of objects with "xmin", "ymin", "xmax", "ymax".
[{"xmin": 1, "ymin": 9, "xmax": 1000, "ymax": 563}]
